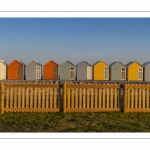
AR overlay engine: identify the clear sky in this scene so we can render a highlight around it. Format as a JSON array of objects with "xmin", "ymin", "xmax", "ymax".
[{"xmin": 0, "ymin": 18, "xmax": 150, "ymax": 66}]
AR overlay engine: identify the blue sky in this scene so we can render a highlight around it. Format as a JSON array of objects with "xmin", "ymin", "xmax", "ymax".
[{"xmin": 0, "ymin": 18, "xmax": 150, "ymax": 66}]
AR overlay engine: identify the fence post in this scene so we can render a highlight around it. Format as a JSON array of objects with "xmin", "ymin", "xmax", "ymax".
[
  {"xmin": 123, "ymin": 84, "xmax": 127, "ymax": 113},
  {"xmin": 0, "ymin": 83, "xmax": 4, "ymax": 114},
  {"xmin": 63, "ymin": 82, "xmax": 66, "ymax": 113}
]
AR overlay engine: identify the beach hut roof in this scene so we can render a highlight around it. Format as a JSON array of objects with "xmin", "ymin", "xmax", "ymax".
[
  {"xmin": 44, "ymin": 60, "xmax": 58, "ymax": 66},
  {"xmin": 143, "ymin": 62, "xmax": 150, "ymax": 67},
  {"xmin": 14, "ymin": 59, "xmax": 25, "ymax": 66},
  {"xmin": 0, "ymin": 60, "xmax": 7, "ymax": 65},
  {"xmin": 27, "ymin": 60, "xmax": 42, "ymax": 66},
  {"xmin": 61, "ymin": 61, "xmax": 74, "ymax": 66},
  {"xmin": 126, "ymin": 61, "xmax": 142, "ymax": 67},
  {"xmin": 93, "ymin": 60, "xmax": 108, "ymax": 66},
  {"xmin": 109, "ymin": 61, "xmax": 125, "ymax": 67},
  {"xmin": 76, "ymin": 61, "xmax": 91, "ymax": 67}
]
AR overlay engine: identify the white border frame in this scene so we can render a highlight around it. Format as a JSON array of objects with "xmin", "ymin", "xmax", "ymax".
[
  {"xmin": 36, "ymin": 66, "xmax": 41, "ymax": 79},
  {"xmin": 104, "ymin": 66, "xmax": 109, "ymax": 80},
  {"xmin": 138, "ymin": 67, "xmax": 143, "ymax": 80},
  {"xmin": 70, "ymin": 66, "xmax": 74, "ymax": 80},
  {"xmin": 121, "ymin": 67, "xmax": 126, "ymax": 80}
]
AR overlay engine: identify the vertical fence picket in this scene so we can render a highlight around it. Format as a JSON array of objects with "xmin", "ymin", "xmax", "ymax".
[
  {"xmin": 50, "ymin": 88, "xmax": 52, "ymax": 108},
  {"xmin": 131, "ymin": 88, "xmax": 134, "ymax": 109},
  {"xmin": 46, "ymin": 88, "xmax": 49, "ymax": 108},
  {"xmin": 79, "ymin": 87, "xmax": 82, "ymax": 109},
  {"xmin": 14, "ymin": 87, "xmax": 17, "ymax": 108},
  {"xmin": 107, "ymin": 88, "xmax": 109, "ymax": 109},
  {"xmin": 123, "ymin": 84, "xmax": 127, "ymax": 113},
  {"xmin": 54, "ymin": 88, "xmax": 57, "ymax": 108},
  {"xmin": 6, "ymin": 88, "xmax": 9, "ymax": 108},
  {"xmin": 95, "ymin": 88, "xmax": 97, "ymax": 109},
  {"xmin": 87, "ymin": 88, "xmax": 89, "ymax": 108},
  {"xmin": 98, "ymin": 88, "xmax": 101, "ymax": 109},
  {"xmin": 42, "ymin": 88, "xmax": 45, "ymax": 108},
  {"xmin": 26, "ymin": 88, "xmax": 29, "ymax": 109},
  {"xmin": 67, "ymin": 87, "xmax": 70, "ymax": 109},
  {"xmin": 18, "ymin": 88, "xmax": 21, "ymax": 108},
  {"xmin": 127, "ymin": 87, "xmax": 130, "ymax": 109},
  {"xmin": 83, "ymin": 88, "xmax": 85, "ymax": 108},
  {"xmin": 30, "ymin": 88, "xmax": 33, "ymax": 108},
  {"xmin": 34, "ymin": 87, "xmax": 37, "ymax": 108},
  {"xmin": 22, "ymin": 88, "xmax": 25, "ymax": 108},
  {"xmin": 114, "ymin": 87, "xmax": 117, "ymax": 109},
  {"xmin": 75, "ymin": 88, "xmax": 78, "ymax": 108},
  {"xmin": 10, "ymin": 87, "xmax": 13, "ymax": 108},
  {"xmin": 139, "ymin": 88, "xmax": 141, "ymax": 109},
  {"xmin": 0, "ymin": 83, "xmax": 4, "ymax": 114},
  {"xmin": 143, "ymin": 88, "xmax": 145, "ymax": 109},
  {"xmin": 147, "ymin": 88, "xmax": 149, "ymax": 109},
  {"xmin": 71, "ymin": 88, "xmax": 74, "ymax": 108},
  {"xmin": 111, "ymin": 88, "xmax": 113, "ymax": 108},
  {"xmin": 90, "ymin": 89, "xmax": 93, "ymax": 108},
  {"xmin": 135, "ymin": 88, "xmax": 137, "ymax": 109},
  {"xmin": 38, "ymin": 88, "xmax": 41, "ymax": 108},
  {"xmin": 63, "ymin": 83, "xmax": 66, "ymax": 113},
  {"xmin": 103, "ymin": 88, "xmax": 105, "ymax": 109}
]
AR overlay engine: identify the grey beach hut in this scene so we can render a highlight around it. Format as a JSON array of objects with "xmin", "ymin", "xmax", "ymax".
[
  {"xmin": 26, "ymin": 60, "xmax": 42, "ymax": 80},
  {"xmin": 76, "ymin": 61, "xmax": 92, "ymax": 81},
  {"xmin": 143, "ymin": 62, "xmax": 150, "ymax": 81}
]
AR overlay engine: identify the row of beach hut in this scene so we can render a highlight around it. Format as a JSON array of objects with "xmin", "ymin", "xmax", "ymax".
[{"xmin": 0, "ymin": 59, "xmax": 150, "ymax": 81}]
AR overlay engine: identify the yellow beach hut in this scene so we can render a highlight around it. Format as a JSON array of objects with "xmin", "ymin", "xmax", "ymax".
[
  {"xmin": 126, "ymin": 61, "xmax": 143, "ymax": 81},
  {"xmin": 93, "ymin": 61, "xmax": 109, "ymax": 80}
]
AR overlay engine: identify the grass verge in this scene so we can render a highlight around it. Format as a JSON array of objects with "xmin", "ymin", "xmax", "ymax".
[{"xmin": 0, "ymin": 112, "xmax": 150, "ymax": 132}]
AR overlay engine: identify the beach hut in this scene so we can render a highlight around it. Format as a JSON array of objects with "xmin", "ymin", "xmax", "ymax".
[
  {"xmin": 0, "ymin": 60, "xmax": 7, "ymax": 80},
  {"xmin": 8, "ymin": 59, "xmax": 25, "ymax": 80},
  {"xmin": 109, "ymin": 62, "xmax": 126, "ymax": 81},
  {"xmin": 43, "ymin": 60, "xmax": 59, "ymax": 80},
  {"xmin": 26, "ymin": 60, "xmax": 42, "ymax": 80},
  {"xmin": 93, "ymin": 61, "xmax": 109, "ymax": 80},
  {"xmin": 143, "ymin": 62, "xmax": 150, "ymax": 81},
  {"xmin": 126, "ymin": 61, "xmax": 143, "ymax": 81},
  {"xmin": 59, "ymin": 61, "xmax": 75, "ymax": 80},
  {"xmin": 76, "ymin": 61, "xmax": 92, "ymax": 80}
]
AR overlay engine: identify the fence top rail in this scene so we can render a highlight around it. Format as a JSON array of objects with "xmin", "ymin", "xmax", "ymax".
[
  {"xmin": 3, "ymin": 84, "xmax": 59, "ymax": 88},
  {"xmin": 125, "ymin": 84, "xmax": 150, "ymax": 89},
  {"xmin": 66, "ymin": 84, "xmax": 120, "ymax": 89}
]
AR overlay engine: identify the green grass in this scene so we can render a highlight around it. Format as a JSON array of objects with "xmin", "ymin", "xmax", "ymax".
[{"xmin": 0, "ymin": 112, "xmax": 150, "ymax": 132}]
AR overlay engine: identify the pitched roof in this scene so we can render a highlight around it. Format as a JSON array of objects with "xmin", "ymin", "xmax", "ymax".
[
  {"xmin": 12, "ymin": 59, "xmax": 25, "ymax": 66},
  {"xmin": 76, "ymin": 61, "xmax": 91, "ymax": 67},
  {"xmin": 0, "ymin": 60, "xmax": 7, "ymax": 65},
  {"xmin": 126, "ymin": 61, "xmax": 142, "ymax": 67},
  {"xmin": 93, "ymin": 60, "xmax": 108, "ymax": 66},
  {"xmin": 109, "ymin": 61, "xmax": 125, "ymax": 67},
  {"xmin": 143, "ymin": 62, "xmax": 150, "ymax": 67},
  {"xmin": 44, "ymin": 60, "xmax": 58, "ymax": 66},
  {"xmin": 61, "ymin": 61, "xmax": 74, "ymax": 66},
  {"xmin": 27, "ymin": 60, "xmax": 42, "ymax": 66}
]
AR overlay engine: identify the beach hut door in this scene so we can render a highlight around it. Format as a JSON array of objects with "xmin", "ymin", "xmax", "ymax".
[
  {"xmin": 0, "ymin": 65, "xmax": 5, "ymax": 79},
  {"xmin": 54, "ymin": 66, "xmax": 58, "ymax": 79},
  {"xmin": 36, "ymin": 66, "xmax": 41, "ymax": 79},
  {"xmin": 18, "ymin": 66, "xmax": 23, "ymax": 79},
  {"xmin": 87, "ymin": 66, "xmax": 92, "ymax": 80}
]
